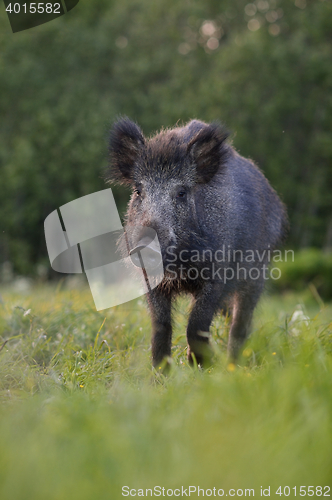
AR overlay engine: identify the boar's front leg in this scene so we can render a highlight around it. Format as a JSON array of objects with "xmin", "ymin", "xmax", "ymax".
[
  {"xmin": 187, "ymin": 283, "xmax": 223, "ymax": 367},
  {"xmin": 147, "ymin": 288, "xmax": 173, "ymax": 368}
]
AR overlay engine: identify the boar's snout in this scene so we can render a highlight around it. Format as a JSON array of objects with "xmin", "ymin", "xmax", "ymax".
[{"xmin": 129, "ymin": 234, "xmax": 162, "ymax": 270}]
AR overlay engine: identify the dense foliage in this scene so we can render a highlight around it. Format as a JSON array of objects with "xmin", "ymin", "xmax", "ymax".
[
  {"xmin": 272, "ymin": 248, "xmax": 332, "ymax": 301},
  {"xmin": 0, "ymin": 0, "xmax": 331, "ymax": 274}
]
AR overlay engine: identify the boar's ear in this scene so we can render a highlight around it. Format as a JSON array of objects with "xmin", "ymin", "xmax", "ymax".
[
  {"xmin": 187, "ymin": 123, "xmax": 229, "ymax": 183},
  {"xmin": 182, "ymin": 119, "xmax": 207, "ymax": 142},
  {"xmin": 107, "ymin": 118, "xmax": 145, "ymax": 185}
]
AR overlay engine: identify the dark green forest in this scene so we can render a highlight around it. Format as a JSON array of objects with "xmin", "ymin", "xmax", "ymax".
[{"xmin": 0, "ymin": 0, "xmax": 331, "ymax": 276}]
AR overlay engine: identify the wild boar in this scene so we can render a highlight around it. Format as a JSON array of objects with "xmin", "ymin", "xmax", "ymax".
[{"xmin": 107, "ymin": 118, "xmax": 287, "ymax": 368}]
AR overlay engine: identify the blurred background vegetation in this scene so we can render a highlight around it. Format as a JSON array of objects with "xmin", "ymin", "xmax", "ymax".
[{"xmin": 0, "ymin": 0, "xmax": 331, "ymax": 282}]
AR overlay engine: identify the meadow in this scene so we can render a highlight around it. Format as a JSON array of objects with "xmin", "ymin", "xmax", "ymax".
[{"xmin": 0, "ymin": 279, "xmax": 331, "ymax": 499}]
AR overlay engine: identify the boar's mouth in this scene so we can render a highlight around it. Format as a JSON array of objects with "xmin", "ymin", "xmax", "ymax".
[{"xmin": 129, "ymin": 235, "xmax": 162, "ymax": 270}]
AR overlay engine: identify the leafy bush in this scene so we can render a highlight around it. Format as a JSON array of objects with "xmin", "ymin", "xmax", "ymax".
[{"xmin": 272, "ymin": 248, "xmax": 332, "ymax": 300}]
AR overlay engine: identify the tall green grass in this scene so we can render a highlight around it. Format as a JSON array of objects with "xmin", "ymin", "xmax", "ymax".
[{"xmin": 0, "ymin": 281, "xmax": 331, "ymax": 499}]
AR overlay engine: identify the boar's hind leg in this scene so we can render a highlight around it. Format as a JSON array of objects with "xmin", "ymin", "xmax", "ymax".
[
  {"xmin": 227, "ymin": 290, "xmax": 261, "ymax": 362},
  {"xmin": 187, "ymin": 283, "xmax": 223, "ymax": 367},
  {"xmin": 147, "ymin": 288, "xmax": 173, "ymax": 368}
]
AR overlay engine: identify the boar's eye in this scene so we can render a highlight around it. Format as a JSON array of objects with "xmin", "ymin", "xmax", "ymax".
[
  {"xmin": 134, "ymin": 187, "xmax": 141, "ymax": 196},
  {"xmin": 177, "ymin": 190, "xmax": 187, "ymax": 200}
]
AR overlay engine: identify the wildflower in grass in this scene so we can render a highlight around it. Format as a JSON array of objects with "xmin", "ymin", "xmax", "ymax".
[{"xmin": 227, "ymin": 363, "xmax": 236, "ymax": 372}]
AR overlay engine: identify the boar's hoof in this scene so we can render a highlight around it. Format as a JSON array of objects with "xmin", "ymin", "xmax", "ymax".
[
  {"xmin": 227, "ymin": 338, "xmax": 244, "ymax": 363},
  {"xmin": 187, "ymin": 341, "xmax": 214, "ymax": 368},
  {"xmin": 153, "ymin": 356, "xmax": 172, "ymax": 375}
]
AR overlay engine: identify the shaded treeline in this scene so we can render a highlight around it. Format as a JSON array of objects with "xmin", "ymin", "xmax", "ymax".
[{"xmin": 0, "ymin": 0, "xmax": 331, "ymax": 274}]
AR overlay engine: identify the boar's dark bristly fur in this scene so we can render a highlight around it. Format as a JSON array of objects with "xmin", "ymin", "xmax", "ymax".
[{"xmin": 107, "ymin": 117, "xmax": 288, "ymax": 369}]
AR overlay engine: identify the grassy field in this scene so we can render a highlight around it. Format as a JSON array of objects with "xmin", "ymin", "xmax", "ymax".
[{"xmin": 0, "ymin": 279, "xmax": 331, "ymax": 499}]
